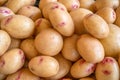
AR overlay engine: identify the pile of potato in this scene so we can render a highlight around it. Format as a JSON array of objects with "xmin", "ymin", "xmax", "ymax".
[{"xmin": 0, "ymin": 0, "xmax": 120, "ymax": 80}]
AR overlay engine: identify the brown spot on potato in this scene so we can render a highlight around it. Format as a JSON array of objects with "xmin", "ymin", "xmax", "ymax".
[
  {"xmin": 79, "ymin": 59, "xmax": 85, "ymax": 64},
  {"xmin": 51, "ymin": 5, "xmax": 59, "ymax": 10},
  {"xmin": 0, "ymin": 59, "xmax": 5, "ymax": 67},
  {"xmin": 4, "ymin": 16, "xmax": 13, "ymax": 25},
  {"xmin": 87, "ymin": 64, "xmax": 96, "ymax": 72},
  {"xmin": 39, "ymin": 57, "xmax": 43, "ymax": 64},
  {"xmin": 36, "ymin": 19, "xmax": 42, "ymax": 27},
  {"xmin": 102, "ymin": 70, "xmax": 111, "ymax": 75},
  {"xmin": 58, "ymin": 22, "xmax": 66, "ymax": 27}
]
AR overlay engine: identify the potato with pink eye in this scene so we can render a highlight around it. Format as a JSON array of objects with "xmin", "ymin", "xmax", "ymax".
[
  {"xmin": 0, "ymin": 48, "xmax": 25, "ymax": 74},
  {"xmin": 83, "ymin": 14, "xmax": 109, "ymax": 39},
  {"xmin": 70, "ymin": 59, "xmax": 96, "ymax": 78},
  {"xmin": 20, "ymin": 38, "xmax": 39, "ymax": 60},
  {"xmin": 35, "ymin": 28, "xmax": 63, "ymax": 56},
  {"xmin": 45, "ymin": 54, "xmax": 72, "ymax": 80},
  {"xmin": 42, "ymin": 2, "xmax": 67, "ymax": 19},
  {"xmin": 5, "ymin": 0, "xmax": 36, "ymax": 13},
  {"xmin": 17, "ymin": 5, "xmax": 42, "ymax": 21},
  {"xmin": 77, "ymin": 34, "xmax": 104, "ymax": 63},
  {"xmin": 70, "ymin": 8, "xmax": 93, "ymax": 35},
  {"xmin": 0, "ymin": 30, "xmax": 11, "ymax": 56},
  {"xmin": 0, "ymin": 73, "xmax": 6, "ymax": 80},
  {"xmin": 79, "ymin": 77, "xmax": 95, "ymax": 80},
  {"xmin": 95, "ymin": 57, "xmax": 119, "ymax": 80},
  {"xmin": 0, "ymin": 0, "xmax": 7, "ymax": 6},
  {"xmin": 1, "ymin": 15, "xmax": 35, "ymax": 39},
  {"xmin": 28, "ymin": 56, "xmax": 59, "ymax": 77},
  {"xmin": 34, "ymin": 18, "xmax": 52, "ymax": 35},
  {"xmin": 59, "ymin": 0, "xmax": 80, "ymax": 12},
  {"xmin": 6, "ymin": 68, "xmax": 40, "ymax": 80},
  {"xmin": 96, "ymin": 7, "xmax": 116, "ymax": 23},
  {"xmin": 49, "ymin": 8, "xmax": 74, "ymax": 36},
  {"xmin": 0, "ymin": 7, "xmax": 14, "ymax": 21},
  {"xmin": 62, "ymin": 34, "xmax": 81, "ymax": 62}
]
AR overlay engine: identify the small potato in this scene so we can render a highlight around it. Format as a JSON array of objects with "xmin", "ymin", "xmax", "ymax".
[
  {"xmin": 49, "ymin": 8, "xmax": 74, "ymax": 36},
  {"xmin": 5, "ymin": 0, "xmax": 36, "ymax": 13},
  {"xmin": 39, "ymin": 0, "xmax": 57, "ymax": 10},
  {"xmin": 59, "ymin": 0, "xmax": 80, "ymax": 12},
  {"xmin": 77, "ymin": 34, "xmax": 104, "ymax": 63},
  {"xmin": 0, "ymin": 48, "xmax": 25, "ymax": 74},
  {"xmin": 62, "ymin": 34, "xmax": 80, "ymax": 62},
  {"xmin": 34, "ymin": 28, "xmax": 63, "ymax": 56},
  {"xmin": 1, "ymin": 15, "xmax": 35, "ymax": 39},
  {"xmin": 96, "ymin": 7, "xmax": 116, "ymax": 23},
  {"xmin": 70, "ymin": 8, "xmax": 93, "ymax": 35},
  {"xmin": 79, "ymin": 77, "xmax": 95, "ymax": 80},
  {"xmin": 83, "ymin": 14, "xmax": 109, "ymax": 39},
  {"xmin": 100, "ymin": 24, "xmax": 120, "ymax": 57},
  {"xmin": 95, "ymin": 57, "xmax": 119, "ymax": 80},
  {"xmin": 28, "ymin": 56, "xmax": 59, "ymax": 77},
  {"xmin": 6, "ymin": 68, "xmax": 40, "ymax": 80},
  {"xmin": 45, "ymin": 54, "xmax": 72, "ymax": 80},
  {"xmin": 34, "ymin": 18, "xmax": 52, "ymax": 35},
  {"xmin": 70, "ymin": 59, "xmax": 96, "ymax": 78},
  {"xmin": 42, "ymin": 2, "xmax": 67, "ymax": 19},
  {"xmin": 0, "ymin": 30, "xmax": 11, "ymax": 56},
  {"xmin": 17, "ymin": 5, "xmax": 42, "ymax": 21},
  {"xmin": 0, "ymin": 0, "xmax": 7, "ymax": 6},
  {"xmin": 115, "ymin": 6, "xmax": 120, "ymax": 27},
  {"xmin": 0, "ymin": 7, "xmax": 14, "ymax": 21},
  {"xmin": 94, "ymin": 0, "xmax": 119, "ymax": 11},
  {"xmin": 20, "ymin": 38, "xmax": 38, "ymax": 60},
  {"xmin": 0, "ymin": 73, "xmax": 6, "ymax": 80}
]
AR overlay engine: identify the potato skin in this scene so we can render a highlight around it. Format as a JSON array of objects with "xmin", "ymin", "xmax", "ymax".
[
  {"xmin": 0, "ymin": 30, "xmax": 11, "ymax": 56},
  {"xmin": 95, "ymin": 57, "xmax": 119, "ymax": 80},
  {"xmin": 1, "ymin": 15, "xmax": 35, "ymax": 39},
  {"xmin": 115, "ymin": 6, "xmax": 120, "ymax": 27},
  {"xmin": 0, "ymin": 0, "xmax": 7, "ymax": 6},
  {"xmin": 83, "ymin": 14, "xmax": 109, "ymax": 39},
  {"xmin": 35, "ymin": 28, "xmax": 63, "ymax": 56},
  {"xmin": 0, "ymin": 73, "xmax": 6, "ymax": 80},
  {"xmin": 0, "ymin": 48, "xmax": 25, "ymax": 74},
  {"xmin": 79, "ymin": 77, "xmax": 95, "ymax": 80},
  {"xmin": 28, "ymin": 56, "xmax": 59, "ymax": 77},
  {"xmin": 77, "ymin": 34, "xmax": 104, "ymax": 63}
]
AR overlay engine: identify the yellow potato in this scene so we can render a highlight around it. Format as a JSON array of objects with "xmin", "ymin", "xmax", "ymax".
[
  {"xmin": 95, "ymin": 57, "xmax": 119, "ymax": 80},
  {"xmin": 83, "ymin": 14, "xmax": 109, "ymax": 39},
  {"xmin": 70, "ymin": 8, "xmax": 93, "ymax": 35},
  {"xmin": 62, "ymin": 34, "xmax": 80, "ymax": 62},
  {"xmin": 77, "ymin": 34, "xmax": 104, "ymax": 63},
  {"xmin": 115, "ymin": 6, "xmax": 120, "ymax": 27},
  {"xmin": 49, "ymin": 8, "xmax": 74, "ymax": 36},
  {"xmin": 28, "ymin": 56, "xmax": 59, "ymax": 77}
]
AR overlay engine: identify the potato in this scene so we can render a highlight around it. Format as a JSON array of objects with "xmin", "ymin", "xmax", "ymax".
[
  {"xmin": 0, "ymin": 48, "xmax": 25, "ymax": 74},
  {"xmin": 0, "ymin": 0, "xmax": 7, "ymax": 6},
  {"xmin": 0, "ymin": 73, "xmax": 6, "ymax": 80},
  {"xmin": 34, "ymin": 28, "xmax": 63, "ymax": 56},
  {"xmin": 6, "ymin": 68, "xmax": 40, "ymax": 80},
  {"xmin": 42, "ymin": 2, "xmax": 67, "ymax": 19},
  {"xmin": 0, "ymin": 7, "xmax": 14, "ymax": 21},
  {"xmin": 115, "ymin": 6, "xmax": 120, "ymax": 27},
  {"xmin": 79, "ymin": 0, "xmax": 95, "ymax": 12},
  {"xmin": 100, "ymin": 24, "xmax": 120, "ymax": 57},
  {"xmin": 20, "ymin": 38, "xmax": 38, "ymax": 60},
  {"xmin": 77, "ymin": 34, "xmax": 104, "ymax": 63},
  {"xmin": 17, "ymin": 5, "xmax": 42, "ymax": 21},
  {"xmin": 49, "ymin": 8, "xmax": 74, "ymax": 36},
  {"xmin": 59, "ymin": 0, "xmax": 80, "ymax": 12},
  {"xmin": 96, "ymin": 7, "xmax": 116, "ymax": 23},
  {"xmin": 5, "ymin": 0, "xmax": 36, "ymax": 13},
  {"xmin": 70, "ymin": 59, "xmax": 96, "ymax": 78},
  {"xmin": 83, "ymin": 14, "xmax": 109, "ymax": 39},
  {"xmin": 34, "ymin": 18, "xmax": 52, "ymax": 35},
  {"xmin": 1, "ymin": 15, "xmax": 35, "ymax": 39},
  {"xmin": 70, "ymin": 8, "xmax": 93, "ymax": 35},
  {"xmin": 0, "ymin": 30, "xmax": 11, "ymax": 56},
  {"xmin": 62, "ymin": 34, "xmax": 80, "ymax": 62},
  {"xmin": 45, "ymin": 54, "xmax": 72, "ymax": 80},
  {"xmin": 94, "ymin": 0, "xmax": 119, "ymax": 11},
  {"xmin": 95, "ymin": 57, "xmax": 119, "ymax": 80},
  {"xmin": 61, "ymin": 78, "xmax": 72, "ymax": 80},
  {"xmin": 39, "ymin": 0, "xmax": 57, "ymax": 10},
  {"xmin": 28, "ymin": 56, "xmax": 59, "ymax": 77},
  {"xmin": 79, "ymin": 77, "xmax": 95, "ymax": 80}
]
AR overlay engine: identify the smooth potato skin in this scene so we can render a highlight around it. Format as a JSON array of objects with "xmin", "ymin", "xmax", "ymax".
[{"xmin": 77, "ymin": 34, "xmax": 104, "ymax": 63}]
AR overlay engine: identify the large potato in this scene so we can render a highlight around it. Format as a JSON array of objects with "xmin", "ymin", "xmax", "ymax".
[
  {"xmin": 77, "ymin": 34, "xmax": 104, "ymax": 63},
  {"xmin": 1, "ymin": 15, "xmax": 35, "ymax": 39},
  {"xmin": 49, "ymin": 8, "xmax": 74, "ymax": 36},
  {"xmin": 70, "ymin": 8, "xmax": 93, "ymax": 35},
  {"xmin": 28, "ymin": 56, "xmax": 59, "ymax": 77},
  {"xmin": 95, "ymin": 57, "xmax": 119, "ymax": 80},
  {"xmin": 83, "ymin": 14, "xmax": 109, "ymax": 39},
  {"xmin": 0, "ymin": 30, "xmax": 11, "ymax": 56},
  {"xmin": 0, "ymin": 48, "xmax": 25, "ymax": 74}
]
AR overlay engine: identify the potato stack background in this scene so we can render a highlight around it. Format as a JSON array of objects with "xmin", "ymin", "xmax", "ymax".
[{"xmin": 0, "ymin": 0, "xmax": 120, "ymax": 80}]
